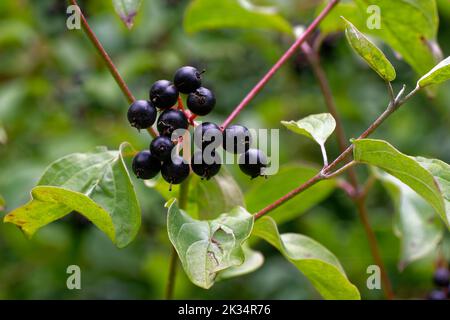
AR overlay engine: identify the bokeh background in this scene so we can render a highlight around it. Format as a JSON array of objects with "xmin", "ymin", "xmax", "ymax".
[{"xmin": 0, "ymin": 0, "xmax": 449, "ymax": 299}]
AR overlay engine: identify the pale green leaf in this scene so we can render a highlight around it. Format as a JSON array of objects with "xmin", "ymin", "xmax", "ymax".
[
  {"xmin": 245, "ymin": 164, "xmax": 336, "ymax": 224},
  {"xmin": 5, "ymin": 142, "xmax": 141, "ymax": 248},
  {"xmin": 342, "ymin": 17, "xmax": 396, "ymax": 81},
  {"xmin": 184, "ymin": 0, "xmax": 293, "ymax": 35},
  {"xmin": 113, "ymin": 0, "xmax": 142, "ymax": 29},
  {"xmin": 4, "ymin": 186, "xmax": 115, "ymax": 242},
  {"xmin": 167, "ymin": 200, "xmax": 254, "ymax": 289},
  {"xmin": 353, "ymin": 139, "xmax": 448, "ymax": 226},
  {"xmin": 375, "ymin": 169, "xmax": 443, "ymax": 269},
  {"xmin": 253, "ymin": 217, "xmax": 360, "ymax": 300},
  {"xmin": 281, "ymin": 113, "xmax": 336, "ymax": 147},
  {"xmin": 217, "ymin": 245, "xmax": 264, "ymax": 280},
  {"xmin": 354, "ymin": 0, "xmax": 439, "ymax": 75},
  {"xmin": 418, "ymin": 56, "xmax": 450, "ymax": 87}
]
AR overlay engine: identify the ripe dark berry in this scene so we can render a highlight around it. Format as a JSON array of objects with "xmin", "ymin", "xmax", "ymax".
[
  {"xmin": 127, "ymin": 100, "xmax": 157, "ymax": 130},
  {"xmin": 150, "ymin": 136, "xmax": 174, "ymax": 161},
  {"xmin": 433, "ymin": 267, "xmax": 450, "ymax": 287},
  {"xmin": 223, "ymin": 124, "xmax": 252, "ymax": 154},
  {"xmin": 191, "ymin": 151, "xmax": 221, "ymax": 180},
  {"xmin": 150, "ymin": 80, "xmax": 179, "ymax": 109},
  {"xmin": 187, "ymin": 87, "xmax": 216, "ymax": 116},
  {"xmin": 194, "ymin": 122, "xmax": 222, "ymax": 149},
  {"xmin": 161, "ymin": 156, "xmax": 190, "ymax": 186},
  {"xmin": 132, "ymin": 150, "xmax": 161, "ymax": 180},
  {"xmin": 174, "ymin": 66, "xmax": 202, "ymax": 94},
  {"xmin": 157, "ymin": 109, "xmax": 189, "ymax": 137},
  {"xmin": 427, "ymin": 289, "xmax": 447, "ymax": 300},
  {"xmin": 239, "ymin": 148, "xmax": 268, "ymax": 179}
]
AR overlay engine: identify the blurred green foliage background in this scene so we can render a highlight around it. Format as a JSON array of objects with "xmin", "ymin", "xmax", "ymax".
[{"xmin": 0, "ymin": 0, "xmax": 449, "ymax": 299}]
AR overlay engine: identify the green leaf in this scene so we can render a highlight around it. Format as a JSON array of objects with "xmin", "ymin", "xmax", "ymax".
[
  {"xmin": 415, "ymin": 157, "xmax": 450, "ymax": 222},
  {"xmin": 184, "ymin": 0, "xmax": 293, "ymax": 35},
  {"xmin": 4, "ymin": 186, "xmax": 115, "ymax": 242},
  {"xmin": 113, "ymin": 0, "xmax": 142, "ymax": 29},
  {"xmin": 167, "ymin": 200, "xmax": 254, "ymax": 289},
  {"xmin": 418, "ymin": 56, "xmax": 450, "ymax": 88},
  {"xmin": 281, "ymin": 113, "xmax": 336, "ymax": 147},
  {"xmin": 375, "ymin": 169, "xmax": 443, "ymax": 269},
  {"xmin": 245, "ymin": 164, "xmax": 336, "ymax": 224},
  {"xmin": 0, "ymin": 194, "xmax": 5, "ymax": 212},
  {"xmin": 5, "ymin": 142, "xmax": 141, "ymax": 248},
  {"xmin": 217, "ymin": 245, "xmax": 264, "ymax": 280},
  {"xmin": 253, "ymin": 216, "xmax": 360, "ymax": 300},
  {"xmin": 354, "ymin": 0, "xmax": 439, "ymax": 75},
  {"xmin": 342, "ymin": 17, "xmax": 396, "ymax": 81},
  {"xmin": 147, "ymin": 167, "xmax": 244, "ymax": 220},
  {"xmin": 353, "ymin": 139, "xmax": 448, "ymax": 227}
]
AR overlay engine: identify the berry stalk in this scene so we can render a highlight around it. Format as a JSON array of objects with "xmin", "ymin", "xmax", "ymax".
[
  {"xmin": 70, "ymin": 0, "xmax": 158, "ymax": 137},
  {"xmin": 220, "ymin": 0, "xmax": 341, "ymax": 129}
]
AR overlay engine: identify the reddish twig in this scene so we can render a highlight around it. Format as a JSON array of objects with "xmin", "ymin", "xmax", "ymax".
[
  {"xmin": 70, "ymin": 0, "xmax": 158, "ymax": 138},
  {"xmin": 220, "ymin": 0, "xmax": 341, "ymax": 129}
]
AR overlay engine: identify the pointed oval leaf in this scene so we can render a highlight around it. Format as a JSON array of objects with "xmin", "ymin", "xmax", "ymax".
[
  {"xmin": 4, "ymin": 186, "xmax": 115, "ymax": 242},
  {"xmin": 418, "ymin": 56, "xmax": 450, "ymax": 88},
  {"xmin": 353, "ymin": 0, "xmax": 439, "ymax": 76},
  {"xmin": 184, "ymin": 0, "xmax": 292, "ymax": 35},
  {"xmin": 113, "ymin": 0, "xmax": 142, "ymax": 29},
  {"xmin": 375, "ymin": 169, "xmax": 443, "ymax": 269},
  {"xmin": 342, "ymin": 17, "xmax": 396, "ymax": 81},
  {"xmin": 353, "ymin": 139, "xmax": 448, "ymax": 227},
  {"xmin": 6, "ymin": 142, "xmax": 140, "ymax": 248},
  {"xmin": 253, "ymin": 216, "xmax": 360, "ymax": 300},
  {"xmin": 281, "ymin": 113, "xmax": 336, "ymax": 147},
  {"xmin": 167, "ymin": 200, "xmax": 254, "ymax": 289},
  {"xmin": 245, "ymin": 164, "xmax": 336, "ymax": 224}
]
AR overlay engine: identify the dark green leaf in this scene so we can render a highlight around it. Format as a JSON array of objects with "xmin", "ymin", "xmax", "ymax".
[
  {"xmin": 167, "ymin": 199, "xmax": 254, "ymax": 289},
  {"xmin": 184, "ymin": 0, "xmax": 292, "ymax": 35},
  {"xmin": 342, "ymin": 17, "xmax": 396, "ymax": 81},
  {"xmin": 253, "ymin": 216, "xmax": 360, "ymax": 300},
  {"xmin": 245, "ymin": 164, "xmax": 336, "ymax": 224},
  {"xmin": 353, "ymin": 139, "xmax": 448, "ymax": 226}
]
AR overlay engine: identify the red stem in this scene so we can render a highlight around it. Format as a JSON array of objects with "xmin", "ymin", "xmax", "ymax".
[{"xmin": 221, "ymin": 0, "xmax": 340, "ymax": 129}]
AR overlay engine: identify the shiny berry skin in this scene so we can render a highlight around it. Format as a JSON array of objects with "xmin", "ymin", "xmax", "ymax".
[
  {"xmin": 433, "ymin": 268, "xmax": 450, "ymax": 287},
  {"xmin": 127, "ymin": 100, "xmax": 157, "ymax": 129},
  {"xmin": 150, "ymin": 80, "xmax": 179, "ymax": 109},
  {"xmin": 174, "ymin": 66, "xmax": 202, "ymax": 94},
  {"xmin": 161, "ymin": 156, "xmax": 190, "ymax": 185},
  {"xmin": 157, "ymin": 109, "xmax": 189, "ymax": 137},
  {"xmin": 239, "ymin": 148, "xmax": 268, "ymax": 178},
  {"xmin": 427, "ymin": 289, "xmax": 447, "ymax": 300},
  {"xmin": 223, "ymin": 124, "xmax": 252, "ymax": 154},
  {"xmin": 191, "ymin": 151, "xmax": 221, "ymax": 180},
  {"xmin": 194, "ymin": 122, "xmax": 222, "ymax": 149},
  {"xmin": 187, "ymin": 87, "xmax": 216, "ymax": 116},
  {"xmin": 132, "ymin": 150, "xmax": 161, "ymax": 180},
  {"xmin": 150, "ymin": 136, "xmax": 174, "ymax": 161}
]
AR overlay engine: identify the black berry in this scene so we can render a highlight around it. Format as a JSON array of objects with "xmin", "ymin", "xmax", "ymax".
[
  {"xmin": 191, "ymin": 151, "xmax": 221, "ymax": 180},
  {"xmin": 132, "ymin": 150, "xmax": 161, "ymax": 179},
  {"xmin": 194, "ymin": 122, "xmax": 222, "ymax": 149},
  {"xmin": 150, "ymin": 80, "xmax": 179, "ymax": 109},
  {"xmin": 150, "ymin": 136, "xmax": 174, "ymax": 161},
  {"xmin": 161, "ymin": 156, "xmax": 190, "ymax": 185},
  {"xmin": 427, "ymin": 289, "xmax": 447, "ymax": 300},
  {"xmin": 187, "ymin": 87, "xmax": 216, "ymax": 116},
  {"xmin": 157, "ymin": 109, "xmax": 189, "ymax": 137},
  {"xmin": 223, "ymin": 124, "xmax": 252, "ymax": 154},
  {"xmin": 433, "ymin": 267, "xmax": 450, "ymax": 287},
  {"xmin": 239, "ymin": 148, "xmax": 268, "ymax": 178},
  {"xmin": 127, "ymin": 100, "xmax": 157, "ymax": 130},
  {"xmin": 174, "ymin": 66, "xmax": 202, "ymax": 94}
]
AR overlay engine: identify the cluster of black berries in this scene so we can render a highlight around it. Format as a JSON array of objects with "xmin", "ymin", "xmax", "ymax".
[
  {"xmin": 127, "ymin": 66, "xmax": 268, "ymax": 188},
  {"xmin": 427, "ymin": 266, "xmax": 450, "ymax": 300}
]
